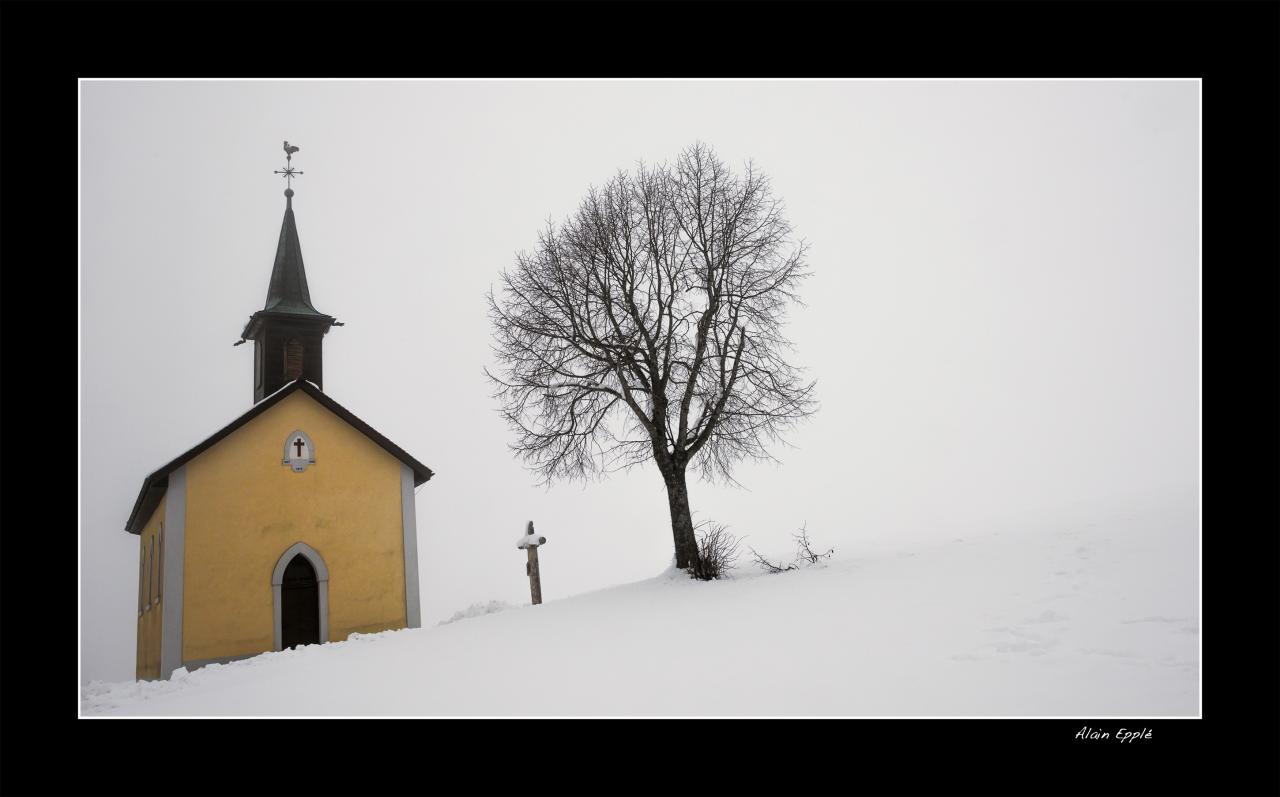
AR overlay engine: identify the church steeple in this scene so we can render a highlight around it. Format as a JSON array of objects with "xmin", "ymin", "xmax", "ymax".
[
  {"xmin": 263, "ymin": 188, "xmax": 325, "ymax": 316},
  {"xmin": 238, "ymin": 145, "xmax": 340, "ymax": 403}
]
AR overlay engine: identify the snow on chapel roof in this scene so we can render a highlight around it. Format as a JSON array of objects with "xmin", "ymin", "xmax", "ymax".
[{"xmin": 124, "ymin": 378, "xmax": 433, "ymax": 534}]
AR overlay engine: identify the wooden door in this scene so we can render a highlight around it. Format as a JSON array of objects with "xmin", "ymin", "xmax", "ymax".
[{"xmin": 280, "ymin": 555, "xmax": 320, "ymax": 649}]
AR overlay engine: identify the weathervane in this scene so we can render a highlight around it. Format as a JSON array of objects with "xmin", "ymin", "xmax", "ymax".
[{"xmin": 275, "ymin": 140, "xmax": 303, "ymax": 189}]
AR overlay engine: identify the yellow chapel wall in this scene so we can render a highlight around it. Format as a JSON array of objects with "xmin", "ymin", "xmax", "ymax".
[
  {"xmin": 135, "ymin": 495, "xmax": 166, "ymax": 680},
  {"xmin": 182, "ymin": 390, "xmax": 409, "ymax": 663}
]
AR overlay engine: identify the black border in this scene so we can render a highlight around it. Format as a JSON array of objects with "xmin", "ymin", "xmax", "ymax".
[{"xmin": 2, "ymin": 1, "xmax": 1276, "ymax": 796}]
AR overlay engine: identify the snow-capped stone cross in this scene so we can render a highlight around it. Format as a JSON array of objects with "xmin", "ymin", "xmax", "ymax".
[{"xmin": 517, "ymin": 521, "xmax": 547, "ymax": 605}]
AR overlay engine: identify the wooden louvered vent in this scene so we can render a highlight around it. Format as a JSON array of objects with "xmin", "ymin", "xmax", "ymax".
[{"xmin": 284, "ymin": 339, "xmax": 304, "ymax": 379}]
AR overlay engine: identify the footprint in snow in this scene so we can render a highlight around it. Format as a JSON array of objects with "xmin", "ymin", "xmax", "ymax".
[
  {"xmin": 984, "ymin": 626, "xmax": 1059, "ymax": 655},
  {"xmin": 1120, "ymin": 616, "xmax": 1189, "ymax": 625},
  {"xmin": 1078, "ymin": 647, "xmax": 1145, "ymax": 661},
  {"xmin": 994, "ymin": 637, "xmax": 1057, "ymax": 655},
  {"xmin": 1022, "ymin": 609, "xmax": 1068, "ymax": 624}
]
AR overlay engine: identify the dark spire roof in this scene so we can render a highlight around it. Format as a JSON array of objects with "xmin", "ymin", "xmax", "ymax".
[{"xmin": 263, "ymin": 187, "xmax": 326, "ymax": 316}]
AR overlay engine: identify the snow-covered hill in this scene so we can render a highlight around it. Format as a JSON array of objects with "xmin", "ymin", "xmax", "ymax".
[{"xmin": 82, "ymin": 491, "xmax": 1198, "ymax": 717}]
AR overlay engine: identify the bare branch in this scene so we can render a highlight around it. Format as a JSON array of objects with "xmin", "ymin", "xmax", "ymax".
[
  {"xmin": 487, "ymin": 142, "xmax": 818, "ymax": 494},
  {"xmin": 793, "ymin": 523, "xmax": 834, "ymax": 565},
  {"xmin": 747, "ymin": 546, "xmax": 796, "ymax": 574}
]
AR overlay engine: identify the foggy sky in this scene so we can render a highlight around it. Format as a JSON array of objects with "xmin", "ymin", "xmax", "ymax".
[{"xmin": 80, "ymin": 80, "xmax": 1200, "ymax": 683}]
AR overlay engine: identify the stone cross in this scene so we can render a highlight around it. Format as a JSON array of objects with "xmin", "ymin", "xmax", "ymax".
[
  {"xmin": 294, "ymin": 438, "xmax": 306, "ymax": 457},
  {"xmin": 516, "ymin": 521, "xmax": 547, "ymax": 605}
]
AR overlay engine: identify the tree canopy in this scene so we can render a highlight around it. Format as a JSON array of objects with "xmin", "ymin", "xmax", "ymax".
[{"xmin": 488, "ymin": 143, "xmax": 817, "ymax": 571}]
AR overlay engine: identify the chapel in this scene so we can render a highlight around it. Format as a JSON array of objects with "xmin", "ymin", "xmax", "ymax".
[{"xmin": 126, "ymin": 153, "xmax": 433, "ymax": 680}]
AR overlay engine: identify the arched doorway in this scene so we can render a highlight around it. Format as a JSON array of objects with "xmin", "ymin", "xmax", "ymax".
[
  {"xmin": 280, "ymin": 555, "xmax": 319, "ymax": 648},
  {"xmin": 271, "ymin": 542, "xmax": 330, "ymax": 651}
]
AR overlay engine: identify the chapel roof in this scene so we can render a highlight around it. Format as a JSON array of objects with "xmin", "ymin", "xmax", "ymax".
[
  {"xmin": 263, "ymin": 188, "xmax": 326, "ymax": 317},
  {"xmin": 240, "ymin": 189, "xmax": 335, "ymax": 340},
  {"xmin": 124, "ymin": 379, "xmax": 434, "ymax": 534}
]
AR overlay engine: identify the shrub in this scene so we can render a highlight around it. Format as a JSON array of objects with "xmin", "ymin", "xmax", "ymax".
[
  {"xmin": 792, "ymin": 524, "xmax": 834, "ymax": 565},
  {"xmin": 690, "ymin": 520, "xmax": 743, "ymax": 580}
]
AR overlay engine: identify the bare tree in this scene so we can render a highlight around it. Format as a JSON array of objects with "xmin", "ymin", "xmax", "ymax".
[{"xmin": 487, "ymin": 143, "xmax": 817, "ymax": 573}]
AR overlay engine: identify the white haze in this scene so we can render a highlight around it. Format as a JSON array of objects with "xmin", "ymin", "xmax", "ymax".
[{"xmin": 79, "ymin": 80, "xmax": 1199, "ymax": 684}]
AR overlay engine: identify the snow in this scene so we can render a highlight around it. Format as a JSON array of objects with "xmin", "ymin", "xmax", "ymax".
[
  {"xmin": 517, "ymin": 533, "xmax": 546, "ymax": 549},
  {"xmin": 82, "ymin": 490, "xmax": 1197, "ymax": 717},
  {"xmin": 438, "ymin": 600, "xmax": 517, "ymax": 625}
]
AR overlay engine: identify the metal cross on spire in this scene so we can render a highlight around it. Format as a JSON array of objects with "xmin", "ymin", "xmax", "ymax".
[{"xmin": 275, "ymin": 140, "xmax": 303, "ymax": 189}]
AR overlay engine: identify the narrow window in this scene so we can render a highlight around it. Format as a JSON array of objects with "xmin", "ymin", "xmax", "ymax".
[
  {"xmin": 138, "ymin": 546, "xmax": 145, "ymax": 616},
  {"xmin": 157, "ymin": 523, "xmax": 164, "ymax": 603},
  {"xmin": 146, "ymin": 536, "xmax": 155, "ymax": 609}
]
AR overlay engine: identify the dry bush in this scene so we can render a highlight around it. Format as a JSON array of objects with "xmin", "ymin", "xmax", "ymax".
[
  {"xmin": 691, "ymin": 520, "xmax": 743, "ymax": 580},
  {"xmin": 747, "ymin": 547, "xmax": 796, "ymax": 574},
  {"xmin": 793, "ymin": 524, "xmax": 834, "ymax": 564},
  {"xmin": 749, "ymin": 523, "xmax": 832, "ymax": 574}
]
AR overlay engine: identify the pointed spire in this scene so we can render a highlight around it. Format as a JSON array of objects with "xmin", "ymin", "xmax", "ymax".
[
  {"xmin": 238, "ymin": 144, "xmax": 339, "ymax": 403},
  {"xmin": 262, "ymin": 187, "xmax": 326, "ymax": 316}
]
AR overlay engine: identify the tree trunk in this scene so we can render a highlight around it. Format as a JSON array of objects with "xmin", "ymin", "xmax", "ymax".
[{"xmin": 663, "ymin": 467, "xmax": 701, "ymax": 571}]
